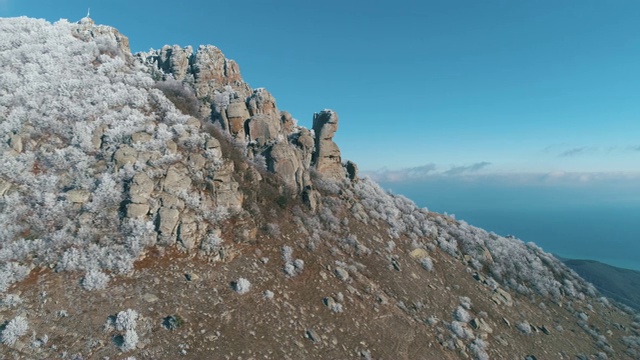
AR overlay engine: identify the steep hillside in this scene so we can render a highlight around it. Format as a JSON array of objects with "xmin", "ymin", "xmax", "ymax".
[
  {"xmin": 1, "ymin": 17, "xmax": 639, "ymax": 359},
  {"xmin": 563, "ymin": 259, "xmax": 640, "ymax": 312}
]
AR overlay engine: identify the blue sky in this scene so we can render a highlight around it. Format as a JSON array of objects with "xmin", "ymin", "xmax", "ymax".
[{"xmin": 3, "ymin": 0, "xmax": 640, "ymax": 178}]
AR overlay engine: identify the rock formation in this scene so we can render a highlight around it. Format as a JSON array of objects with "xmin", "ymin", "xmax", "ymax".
[{"xmin": 137, "ymin": 44, "xmax": 353, "ymax": 192}]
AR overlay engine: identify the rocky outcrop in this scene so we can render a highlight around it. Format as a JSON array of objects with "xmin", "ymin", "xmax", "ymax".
[
  {"xmin": 312, "ymin": 110, "xmax": 346, "ymax": 180},
  {"xmin": 137, "ymin": 44, "xmax": 354, "ymax": 193}
]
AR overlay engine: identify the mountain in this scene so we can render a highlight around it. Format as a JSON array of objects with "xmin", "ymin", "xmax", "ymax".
[
  {"xmin": 562, "ymin": 258, "xmax": 640, "ymax": 312},
  {"xmin": 0, "ymin": 16, "xmax": 639, "ymax": 359}
]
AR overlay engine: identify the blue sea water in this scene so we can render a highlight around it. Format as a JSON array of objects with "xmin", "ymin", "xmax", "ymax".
[{"xmin": 381, "ymin": 179, "xmax": 640, "ymax": 271}]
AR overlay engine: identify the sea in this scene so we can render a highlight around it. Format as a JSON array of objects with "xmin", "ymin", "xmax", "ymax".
[{"xmin": 380, "ymin": 179, "xmax": 640, "ymax": 271}]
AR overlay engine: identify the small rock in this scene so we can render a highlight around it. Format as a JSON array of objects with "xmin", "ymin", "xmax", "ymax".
[
  {"xmin": 142, "ymin": 293, "xmax": 159, "ymax": 303},
  {"xmin": 306, "ymin": 329, "xmax": 321, "ymax": 343},
  {"xmin": 391, "ymin": 258, "xmax": 401, "ymax": 271},
  {"xmin": 185, "ymin": 273, "xmax": 199, "ymax": 281}
]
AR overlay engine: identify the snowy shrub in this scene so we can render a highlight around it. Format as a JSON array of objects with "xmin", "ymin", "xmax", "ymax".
[
  {"xmin": 115, "ymin": 309, "xmax": 138, "ymax": 331},
  {"xmin": 469, "ymin": 338, "xmax": 489, "ymax": 360},
  {"xmin": 420, "ymin": 257, "xmax": 434, "ymax": 272},
  {"xmin": 82, "ymin": 269, "xmax": 109, "ymax": 290},
  {"xmin": 263, "ymin": 290, "xmax": 274, "ymax": 300},
  {"xmin": 120, "ymin": 329, "xmax": 139, "ymax": 351},
  {"xmin": 265, "ymin": 223, "xmax": 281, "ymax": 237},
  {"xmin": 454, "ymin": 306, "xmax": 471, "ymax": 322},
  {"xmin": 459, "ymin": 296, "xmax": 472, "ymax": 310},
  {"xmin": 281, "ymin": 246, "xmax": 293, "ymax": 263},
  {"xmin": 294, "ymin": 259, "xmax": 304, "ymax": 271},
  {"xmin": 517, "ymin": 321, "xmax": 532, "ymax": 334},
  {"xmin": 200, "ymin": 232, "xmax": 223, "ymax": 255},
  {"xmin": 1, "ymin": 316, "xmax": 28, "ymax": 345},
  {"xmin": 234, "ymin": 278, "xmax": 251, "ymax": 294},
  {"xmin": 1, "ymin": 294, "xmax": 22, "ymax": 308},
  {"xmin": 450, "ymin": 321, "xmax": 473, "ymax": 339}
]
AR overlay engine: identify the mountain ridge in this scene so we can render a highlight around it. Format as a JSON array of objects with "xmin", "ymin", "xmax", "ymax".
[{"xmin": 0, "ymin": 16, "xmax": 639, "ymax": 359}]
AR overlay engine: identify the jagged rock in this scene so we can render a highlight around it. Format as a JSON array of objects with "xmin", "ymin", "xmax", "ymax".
[
  {"xmin": 187, "ymin": 153, "xmax": 207, "ymax": 171},
  {"xmin": 247, "ymin": 88, "xmax": 280, "ymax": 122},
  {"xmin": 247, "ymin": 114, "xmax": 280, "ymax": 145},
  {"xmin": 225, "ymin": 99, "xmax": 251, "ymax": 139},
  {"xmin": 66, "ymin": 189, "xmax": 90, "ymax": 203},
  {"xmin": 194, "ymin": 45, "xmax": 247, "ymax": 93},
  {"xmin": 113, "ymin": 145, "xmax": 138, "ymax": 167},
  {"xmin": 157, "ymin": 208, "xmax": 180, "ymax": 245},
  {"xmin": 312, "ymin": 110, "xmax": 346, "ymax": 180},
  {"xmin": 127, "ymin": 203, "xmax": 149, "ymax": 218},
  {"xmin": 9, "ymin": 135, "xmax": 23, "ymax": 153},
  {"xmin": 163, "ymin": 165, "xmax": 191, "ymax": 194},
  {"xmin": 266, "ymin": 142, "xmax": 307, "ymax": 191},
  {"xmin": 177, "ymin": 217, "xmax": 199, "ymax": 250},
  {"xmin": 302, "ymin": 187, "xmax": 319, "ymax": 212},
  {"xmin": 75, "ymin": 17, "xmax": 131, "ymax": 56},
  {"xmin": 410, "ymin": 248, "xmax": 430, "ymax": 260},
  {"xmin": 346, "ymin": 160, "xmax": 358, "ymax": 181},
  {"xmin": 157, "ymin": 45, "xmax": 193, "ymax": 81},
  {"xmin": 131, "ymin": 132, "xmax": 152, "ymax": 144},
  {"xmin": 280, "ymin": 111, "xmax": 295, "ymax": 134},
  {"xmin": 492, "ymin": 288, "xmax": 513, "ymax": 307},
  {"xmin": 0, "ymin": 179, "xmax": 10, "ymax": 197},
  {"xmin": 129, "ymin": 173, "xmax": 154, "ymax": 204},
  {"xmin": 160, "ymin": 192, "xmax": 185, "ymax": 211},
  {"xmin": 470, "ymin": 318, "xmax": 493, "ymax": 334}
]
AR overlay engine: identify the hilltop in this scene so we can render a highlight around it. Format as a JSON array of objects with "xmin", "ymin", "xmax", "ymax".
[{"xmin": 0, "ymin": 17, "xmax": 639, "ymax": 359}]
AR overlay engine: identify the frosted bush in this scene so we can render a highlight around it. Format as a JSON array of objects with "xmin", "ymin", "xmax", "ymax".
[
  {"xmin": 120, "ymin": 329, "xmax": 139, "ymax": 351},
  {"xmin": 454, "ymin": 306, "xmax": 471, "ymax": 322},
  {"xmin": 115, "ymin": 309, "xmax": 138, "ymax": 331},
  {"xmin": 420, "ymin": 257, "xmax": 434, "ymax": 271},
  {"xmin": 82, "ymin": 269, "xmax": 109, "ymax": 290},
  {"xmin": 234, "ymin": 278, "xmax": 251, "ymax": 294},
  {"xmin": 1, "ymin": 316, "xmax": 28, "ymax": 345},
  {"xmin": 517, "ymin": 321, "xmax": 532, "ymax": 334},
  {"xmin": 1, "ymin": 294, "xmax": 22, "ymax": 308},
  {"xmin": 263, "ymin": 290, "xmax": 274, "ymax": 300}
]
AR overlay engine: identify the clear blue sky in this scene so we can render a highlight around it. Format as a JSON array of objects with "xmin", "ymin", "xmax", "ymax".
[{"xmin": 3, "ymin": 0, "xmax": 640, "ymax": 177}]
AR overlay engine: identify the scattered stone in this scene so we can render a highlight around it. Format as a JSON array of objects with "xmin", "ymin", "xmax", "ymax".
[
  {"xmin": 142, "ymin": 293, "xmax": 158, "ymax": 303},
  {"xmin": 184, "ymin": 273, "xmax": 199, "ymax": 281},
  {"xmin": 409, "ymin": 248, "xmax": 429, "ymax": 260},
  {"xmin": 305, "ymin": 329, "xmax": 321, "ymax": 343}
]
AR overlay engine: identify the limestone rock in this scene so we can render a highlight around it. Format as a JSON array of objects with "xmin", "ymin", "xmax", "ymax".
[
  {"xmin": 312, "ymin": 110, "xmax": 346, "ymax": 180},
  {"xmin": 9, "ymin": 135, "xmax": 23, "ymax": 153},
  {"xmin": 177, "ymin": 217, "xmax": 198, "ymax": 250},
  {"xmin": 491, "ymin": 288, "xmax": 513, "ymax": 307},
  {"xmin": 225, "ymin": 99, "xmax": 251, "ymax": 139},
  {"xmin": 410, "ymin": 248, "xmax": 430, "ymax": 260},
  {"xmin": 129, "ymin": 172, "xmax": 154, "ymax": 204},
  {"xmin": 66, "ymin": 189, "xmax": 91, "ymax": 203},
  {"xmin": 157, "ymin": 45, "xmax": 193, "ymax": 81},
  {"xmin": 127, "ymin": 203, "xmax": 149, "ymax": 218},
  {"xmin": 0, "ymin": 179, "xmax": 10, "ymax": 197},
  {"xmin": 280, "ymin": 111, "xmax": 295, "ymax": 135},
  {"xmin": 247, "ymin": 88, "xmax": 280, "ymax": 122},
  {"xmin": 113, "ymin": 145, "xmax": 138, "ymax": 167},
  {"xmin": 266, "ymin": 142, "xmax": 306, "ymax": 191},
  {"xmin": 163, "ymin": 165, "xmax": 191, "ymax": 194},
  {"xmin": 157, "ymin": 208, "xmax": 180, "ymax": 245},
  {"xmin": 247, "ymin": 114, "xmax": 280, "ymax": 146},
  {"xmin": 346, "ymin": 160, "xmax": 359, "ymax": 181}
]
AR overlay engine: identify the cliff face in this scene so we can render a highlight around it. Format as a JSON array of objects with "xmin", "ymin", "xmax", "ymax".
[{"xmin": 1, "ymin": 17, "xmax": 639, "ymax": 360}]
